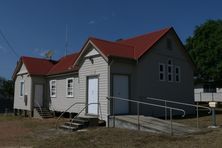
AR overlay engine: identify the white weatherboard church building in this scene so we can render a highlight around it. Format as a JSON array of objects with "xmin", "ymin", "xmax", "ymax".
[{"xmin": 13, "ymin": 27, "xmax": 195, "ymax": 123}]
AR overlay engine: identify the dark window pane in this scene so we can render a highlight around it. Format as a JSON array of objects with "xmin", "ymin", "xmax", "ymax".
[
  {"xmin": 160, "ymin": 73, "xmax": 164, "ymax": 80},
  {"xmin": 168, "ymin": 66, "xmax": 171, "ymax": 72},
  {"xmin": 168, "ymin": 60, "xmax": 172, "ymax": 65},
  {"xmin": 160, "ymin": 65, "xmax": 163, "ymax": 71},
  {"xmin": 168, "ymin": 75, "xmax": 172, "ymax": 81}
]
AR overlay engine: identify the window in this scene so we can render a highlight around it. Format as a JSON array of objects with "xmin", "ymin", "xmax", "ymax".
[
  {"xmin": 66, "ymin": 78, "xmax": 74, "ymax": 97},
  {"xmin": 19, "ymin": 80, "xmax": 24, "ymax": 97},
  {"xmin": 175, "ymin": 66, "xmax": 181, "ymax": 82},
  {"xmin": 167, "ymin": 59, "xmax": 173, "ymax": 82},
  {"xmin": 50, "ymin": 80, "xmax": 56, "ymax": 97},
  {"xmin": 159, "ymin": 63, "xmax": 165, "ymax": 81}
]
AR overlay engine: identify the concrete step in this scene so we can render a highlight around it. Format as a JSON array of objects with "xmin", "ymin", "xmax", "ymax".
[
  {"xmin": 41, "ymin": 115, "xmax": 54, "ymax": 118},
  {"xmin": 59, "ymin": 116, "xmax": 99, "ymax": 132},
  {"xmin": 64, "ymin": 122, "xmax": 85, "ymax": 129},
  {"xmin": 71, "ymin": 118, "xmax": 89, "ymax": 125},
  {"xmin": 78, "ymin": 116, "xmax": 99, "ymax": 126},
  {"xmin": 59, "ymin": 125, "xmax": 78, "ymax": 131},
  {"xmin": 109, "ymin": 115, "xmax": 201, "ymax": 135},
  {"xmin": 34, "ymin": 107, "xmax": 53, "ymax": 119}
]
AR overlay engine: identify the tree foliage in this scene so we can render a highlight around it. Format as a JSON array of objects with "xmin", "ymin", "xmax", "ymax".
[
  {"xmin": 0, "ymin": 76, "xmax": 14, "ymax": 99},
  {"xmin": 186, "ymin": 20, "xmax": 222, "ymax": 81}
]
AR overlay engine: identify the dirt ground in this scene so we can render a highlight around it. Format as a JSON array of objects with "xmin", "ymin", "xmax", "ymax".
[{"xmin": 0, "ymin": 113, "xmax": 222, "ymax": 148}]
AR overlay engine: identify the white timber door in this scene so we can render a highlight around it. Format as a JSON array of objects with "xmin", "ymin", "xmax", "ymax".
[
  {"xmin": 113, "ymin": 75, "xmax": 129, "ymax": 114},
  {"xmin": 34, "ymin": 84, "xmax": 43, "ymax": 107},
  {"xmin": 87, "ymin": 77, "xmax": 98, "ymax": 115}
]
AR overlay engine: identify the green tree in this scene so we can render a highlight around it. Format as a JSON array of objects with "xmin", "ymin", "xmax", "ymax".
[
  {"xmin": 186, "ymin": 20, "xmax": 222, "ymax": 81},
  {"xmin": 0, "ymin": 76, "xmax": 14, "ymax": 99},
  {"xmin": 2, "ymin": 80, "xmax": 14, "ymax": 98}
]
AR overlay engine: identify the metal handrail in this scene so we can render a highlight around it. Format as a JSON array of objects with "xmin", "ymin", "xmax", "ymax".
[
  {"xmin": 107, "ymin": 96, "xmax": 186, "ymax": 136},
  {"xmin": 145, "ymin": 97, "xmax": 212, "ymax": 128},
  {"xmin": 49, "ymin": 103, "xmax": 56, "ymax": 117},
  {"xmin": 34, "ymin": 100, "xmax": 42, "ymax": 115},
  {"xmin": 70, "ymin": 102, "xmax": 102, "ymax": 127},
  {"xmin": 108, "ymin": 96, "xmax": 186, "ymax": 116},
  {"xmin": 146, "ymin": 97, "xmax": 211, "ymax": 113},
  {"xmin": 55, "ymin": 102, "xmax": 85, "ymax": 129}
]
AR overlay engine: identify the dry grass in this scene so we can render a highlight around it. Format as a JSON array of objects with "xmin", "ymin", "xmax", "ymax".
[{"xmin": 0, "ymin": 113, "xmax": 222, "ymax": 148}]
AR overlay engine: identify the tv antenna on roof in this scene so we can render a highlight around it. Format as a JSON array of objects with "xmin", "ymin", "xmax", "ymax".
[
  {"xmin": 44, "ymin": 50, "xmax": 54, "ymax": 60},
  {"xmin": 65, "ymin": 24, "xmax": 69, "ymax": 56}
]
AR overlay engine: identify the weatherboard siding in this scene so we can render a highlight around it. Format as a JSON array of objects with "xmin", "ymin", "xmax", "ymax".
[
  {"xmin": 48, "ymin": 74, "xmax": 79, "ymax": 113},
  {"xmin": 79, "ymin": 55, "xmax": 108, "ymax": 120},
  {"xmin": 132, "ymin": 31, "xmax": 194, "ymax": 116},
  {"xmin": 14, "ymin": 64, "xmax": 32, "ymax": 111}
]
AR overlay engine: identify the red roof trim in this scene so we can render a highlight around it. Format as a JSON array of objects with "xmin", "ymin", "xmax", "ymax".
[{"xmin": 47, "ymin": 52, "xmax": 79, "ymax": 75}]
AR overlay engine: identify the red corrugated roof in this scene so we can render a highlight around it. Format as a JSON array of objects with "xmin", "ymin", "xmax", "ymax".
[
  {"xmin": 21, "ymin": 56, "xmax": 56, "ymax": 76},
  {"xmin": 90, "ymin": 37, "xmax": 135, "ymax": 59},
  {"xmin": 118, "ymin": 27, "xmax": 171, "ymax": 59},
  {"xmin": 15, "ymin": 27, "xmax": 172, "ymax": 78},
  {"xmin": 88, "ymin": 27, "xmax": 171, "ymax": 60},
  {"xmin": 47, "ymin": 53, "xmax": 79, "ymax": 75}
]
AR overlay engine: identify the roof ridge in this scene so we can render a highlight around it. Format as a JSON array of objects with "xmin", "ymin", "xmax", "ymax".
[
  {"xmin": 89, "ymin": 37, "xmax": 135, "ymax": 49},
  {"xmin": 22, "ymin": 55, "xmax": 57, "ymax": 62},
  {"xmin": 119, "ymin": 27, "xmax": 172, "ymax": 42},
  {"xmin": 58, "ymin": 52, "xmax": 79, "ymax": 61}
]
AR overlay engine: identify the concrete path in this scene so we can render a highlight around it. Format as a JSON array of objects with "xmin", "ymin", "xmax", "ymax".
[{"xmin": 110, "ymin": 115, "xmax": 202, "ymax": 136}]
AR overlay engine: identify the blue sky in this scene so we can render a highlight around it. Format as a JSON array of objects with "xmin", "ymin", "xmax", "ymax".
[{"xmin": 0, "ymin": 0, "xmax": 221, "ymax": 79}]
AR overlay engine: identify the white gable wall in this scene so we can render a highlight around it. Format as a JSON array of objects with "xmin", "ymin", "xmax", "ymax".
[
  {"xmin": 78, "ymin": 47, "xmax": 108, "ymax": 121},
  {"xmin": 85, "ymin": 48, "xmax": 99, "ymax": 57},
  {"xmin": 14, "ymin": 63, "xmax": 32, "ymax": 111}
]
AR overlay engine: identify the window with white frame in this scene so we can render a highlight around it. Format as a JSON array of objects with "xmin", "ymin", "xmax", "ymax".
[
  {"xmin": 66, "ymin": 78, "xmax": 74, "ymax": 97},
  {"xmin": 167, "ymin": 59, "xmax": 173, "ymax": 82},
  {"xmin": 159, "ymin": 63, "xmax": 165, "ymax": 81},
  {"xmin": 19, "ymin": 80, "xmax": 24, "ymax": 97},
  {"xmin": 50, "ymin": 80, "xmax": 56, "ymax": 97},
  {"xmin": 175, "ymin": 66, "xmax": 181, "ymax": 82}
]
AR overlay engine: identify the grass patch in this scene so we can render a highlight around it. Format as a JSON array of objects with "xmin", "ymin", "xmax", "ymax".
[{"xmin": 0, "ymin": 114, "xmax": 222, "ymax": 147}]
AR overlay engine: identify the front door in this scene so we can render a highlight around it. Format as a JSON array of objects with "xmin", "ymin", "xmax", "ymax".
[
  {"xmin": 87, "ymin": 77, "xmax": 98, "ymax": 115},
  {"xmin": 113, "ymin": 75, "xmax": 129, "ymax": 114},
  {"xmin": 34, "ymin": 84, "xmax": 43, "ymax": 107}
]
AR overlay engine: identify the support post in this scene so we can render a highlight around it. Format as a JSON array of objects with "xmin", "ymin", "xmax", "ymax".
[
  {"xmin": 200, "ymin": 92, "xmax": 202, "ymax": 102},
  {"xmin": 170, "ymin": 109, "xmax": 173, "ymax": 136},
  {"xmin": 209, "ymin": 102, "xmax": 217, "ymax": 128},
  {"xmin": 113, "ymin": 98, "xmax": 115, "ymax": 128},
  {"xmin": 165, "ymin": 100, "xmax": 167, "ymax": 120},
  {"xmin": 211, "ymin": 108, "xmax": 216, "ymax": 126},
  {"xmin": 137, "ymin": 102, "xmax": 140, "ymax": 130},
  {"xmin": 196, "ymin": 102, "xmax": 199, "ymax": 128}
]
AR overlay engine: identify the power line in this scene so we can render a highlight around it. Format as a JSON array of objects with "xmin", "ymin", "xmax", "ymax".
[{"xmin": 0, "ymin": 28, "xmax": 19, "ymax": 58}]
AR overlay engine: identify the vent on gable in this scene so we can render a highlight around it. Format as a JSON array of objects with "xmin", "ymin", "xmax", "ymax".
[{"xmin": 167, "ymin": 38, "xmax": 172, "ymax": 50}]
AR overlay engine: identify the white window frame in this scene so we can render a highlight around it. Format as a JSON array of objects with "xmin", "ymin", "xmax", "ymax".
[
  {"xmin": 175, "ymin": 66, "xmax": 181, "ymax": 82},
  {"xmin": 159, "ymin": 63, "xmax": 165, "ymax": 81},
  {"xmin": 167, "ymin": 59, "xmax": 173, "ymax": 82},
  {"xmin": 19, "ymin": 80, "xmax": 24, "ymax": 97},
  {"xmin": 50, "ymin": 80, "xmax": 56, "ymax": 97},
  {"xmin": 66, "ymin": 78, "xmax": 74, "ymax": 97}
]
